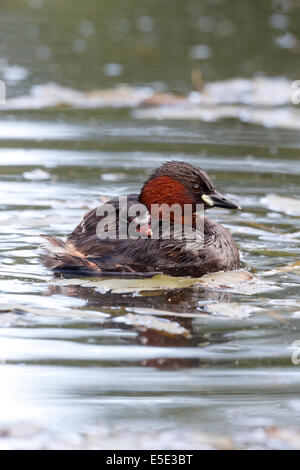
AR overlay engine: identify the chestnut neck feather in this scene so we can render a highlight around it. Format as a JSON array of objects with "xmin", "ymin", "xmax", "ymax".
[{"xmin": 140, "ymin": 175, "xmax": 194, "ymax": 210}]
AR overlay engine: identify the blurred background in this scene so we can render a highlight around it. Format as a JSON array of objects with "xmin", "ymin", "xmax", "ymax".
[{"xmin": 1, "ymin": 0, "xmax": 300, "ymax": 96}]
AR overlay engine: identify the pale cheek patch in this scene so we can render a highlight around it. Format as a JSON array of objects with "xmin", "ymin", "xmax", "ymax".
[{"xmin": 202, "ymin": 194, "xmax": 214, "ymax": 206}]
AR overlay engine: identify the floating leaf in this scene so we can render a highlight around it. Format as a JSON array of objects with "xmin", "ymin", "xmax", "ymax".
[
  {"xmin": 56, "ymin": 274, "xmax": 201, "ymax": 293},
  {"xmin": 198, "ymin": 270, "xmax": 253, "ymax": 285},
  {"xmin": 55, "ymin": 269, "xmax": 276, "ymax": 295}
]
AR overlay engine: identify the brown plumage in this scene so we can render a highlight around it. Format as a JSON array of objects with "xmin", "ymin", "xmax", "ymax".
[
  {"xmin": 41, "ymin": 161, "xmax": 240, "ymax": 277},
  {"xmin": 40, "ymin": 235, "xmax": 102, "ymax": 275}
]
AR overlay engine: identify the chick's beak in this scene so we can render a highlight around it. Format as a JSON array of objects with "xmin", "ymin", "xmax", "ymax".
[
  {"xmin": 138, "ymin": 223, "xmax": 153, "ymax": 237},
  {"xmin": 202, "ymin": 192, "xmax": 241, "ymax": 210}
]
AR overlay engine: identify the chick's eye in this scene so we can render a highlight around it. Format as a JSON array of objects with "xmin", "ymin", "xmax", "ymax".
[{"xmin": 193, "ymin": 183, "xmax": 201, "ymax": 193}]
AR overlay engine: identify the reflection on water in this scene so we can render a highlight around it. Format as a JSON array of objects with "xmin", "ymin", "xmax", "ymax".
[{"xmin": 1, "ymin": 0, "xmax": 300, "ymax": 450}]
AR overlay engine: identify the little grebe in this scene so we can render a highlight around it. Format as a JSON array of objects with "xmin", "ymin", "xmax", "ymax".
[{"xmin": 41, "ymin": 161, "xmax": 240, "ymax": 277}]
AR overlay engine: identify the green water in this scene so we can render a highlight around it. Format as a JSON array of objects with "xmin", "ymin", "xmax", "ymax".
[{"xmin": 0, "ymin": 0, "xmax": 300, "ymax": 449}]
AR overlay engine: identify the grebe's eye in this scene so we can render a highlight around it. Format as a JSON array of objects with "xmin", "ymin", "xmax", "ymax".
[{"xmin": 193, "ymin": 183, "xmax": 201, "ymax": 193}]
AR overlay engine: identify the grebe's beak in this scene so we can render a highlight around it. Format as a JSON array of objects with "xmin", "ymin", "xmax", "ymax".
[{"xmin": 202, "ymin": 192, "xmax": 241, "ymax": 210}]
